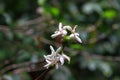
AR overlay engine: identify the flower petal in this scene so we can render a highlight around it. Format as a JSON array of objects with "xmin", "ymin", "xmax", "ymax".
[
  {"xmin": 63, "ymin": 26, "xmax": 72, "ymax": 31},
  {"xmin": 44, "ymin": 55, "xmax": 47, "ymax": 59},
  {"xmin": 60, "ymin": 56, "xmax": 64, "ymax": 65},
  {"xmin": 56, "ymin": 46, "xmax": 62, "ymax": 53},
  {"xmin": 51, "ymin": 31, "xmax": 61, "ymax": 38},
  {"xmin": 75, "ymin": 33, "xmax": 79, "ymax": 36},
  {"xmin": 69, "ymin": 34, "xmax": 74, "ymax": 38},
  {"xmin": 59, "ymin": 22, "xmax": 62, "ymax": 31},
  {"xmin": 50, "ymin": 45, "xmax": 55, "ymax": 55},
  {"xmin": 62, "ymin": 30, "xmax": 67, "ymax": 36},
  {"xmin": 44, "ymin": 62, "xmax": 52, "ymax": 69},
  {"xmin": 62, "ymin": 54, "xmax": 70, "ymax": 63},
  {"xmin": 73, "ymin": 26, "xmax": 77, "ymax": 32},
  {"xmin": 75, "ymin": 36, "xmax": 82, "ymax": 43},
  {"xmin": 45, "ymin": 59, "xmax": 51, "ymax": 64}
]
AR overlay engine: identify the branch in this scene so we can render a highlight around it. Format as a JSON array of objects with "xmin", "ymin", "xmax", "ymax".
[{"xmin": 0, "ymin": 59, "xmax": 47, "ymax": 75}]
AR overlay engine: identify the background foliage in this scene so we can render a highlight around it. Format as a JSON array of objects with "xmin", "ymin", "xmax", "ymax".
[{"xmin": 0, "ymin": 0, "xmax": 120, "ymax": 80}]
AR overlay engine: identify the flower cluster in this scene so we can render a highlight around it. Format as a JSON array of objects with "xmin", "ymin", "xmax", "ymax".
[
  {"xmin": 44, "ymin": 22, "xmax": 82, "ymax": 69},
  {"xmin": 44, "ymin": 45, "xmax": 70, "ymax": 69},
  {"xmin": 51, "ymin": 22, "xmax": 82, "ymax": 43}
]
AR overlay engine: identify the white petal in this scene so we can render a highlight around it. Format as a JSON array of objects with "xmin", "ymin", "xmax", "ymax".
[
  {"xmin": 50, "ymin": 45, "xmax": 55, "ymax": 54},
  {"xmin": 75, "ymin": 33, "xmax": 79, "ymax": 36},
  {"xmin": 51, "ymin": 31, "xmax": 61, "ymax": 38},
  {"xmin": 75, "ymin": 36, "xmax": 82, "ymax": 43},
  {"xmin": 55, "ymin": 63, "xmax": 59, "ymax": 69},
  {"xmin": 62, "ymin": 30, "xmax": 67, "ymax": 36},
  {"xmin": 63, "ymin": 26, "xmax": 72, "ymax": 31},
  {"xmin": 44, "ymin": 55, "xmax": 47, "ymax": 59},
  {"xmin": 56, "ymin": 46, "xmax": 62, "ymax": 53},
  {"xmin": 59, "ymin": 22, "xmax": 62, "ymax": 31},
  {"xmin": 69, "ymin": 34, "xmax": 74, "ymax": 38},
  {"xmin": 44, "ymin": 55, "xmax": 51, "ymax": 59},
  {"xmin": 62, "ymin": 54, "xmax": 70, "ymax": 63},
  {"xmin": 45, "ymin": 59, "xmax": 51, "ymax": 64},
  {"xmin": 44, "ymin": 62, "xmax": 52, "ymax": 69},
  {"xmin": 73, "ymin": 26, "xmax": 77, "ymax": 32},
  {"xmin": 60, "ymin": 56, "xmax": 64, "ymax": 65}
]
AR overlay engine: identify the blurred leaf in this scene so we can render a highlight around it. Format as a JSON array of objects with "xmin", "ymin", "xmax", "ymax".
[
  {"xmin": 5, "ymin": 31, "xmax": 14, "ymax": 41},
  {"xmin": 23, "ymin": 36, "xmax": 33, "ymax": 46},
  {"xmin": 0, "ymin": 3, "xmax": 4, "ymax": 14},
  {"xmin": 30, "ymin": 54, "xmax": 38, "ymax": 63},
  {"xmin": 50, "ymin": 7, "xmax": 60, "ymax": 17},
  {"xmin": 12, "ymin": 74, "xmax": 21, "ymax": 80},
  {"xmin": 102, "ymin": 10, "xmax": 117, "ymax": 19},
  {"xmin": 16, "ymin": 32, "xmax": 24, "ymax": 39},
  {"xmin": 113, "ymin": 76, "xmax": 120, "ymax": 80},
  {"xmin": 70, "ymin": 44, "xmax": 83, "ymax": 50},
  {"xmin": 0, "ymin": 50, "xmax": 6, "ymax": 61},
  {"xmin": 19, "ymin": 72, "xmax": 31, "ymax": 80},
  {"xmin": 3, "ymin": 75, "xmax": 13, "ymax": 80},
  {"xmin": 52, "ymin": 66, "xmax": 72, "ymax": 80},
  {"xmin": 98, "ymin": 62, "xmax": 112, "ymax": 77},
  {"xmin": 16, "ymin": 17, "xmax": 28, "ymax": 26},
  {"xmin": 38, "ymin": 0, "xmax": 46, "ymax": 6},
  {"xmin": 3, "ymin": 13, "xmax": 12, "ymax": 25},
  {"xmin": 68, "ymin": 3, "xmax": 79, "ymax": 17},
  {"xmin": 88, "ymin": 59, "xmax": 97, "ymax": 71},
  {"xmin": 17, "ymin": 50, "xmax": 31, "ymax": 62},
  {"xmin": 103, "ymin": 42, "xmax": 115, "ymax": 54},
  {"xmin": 82, "ymin": 2, "xmax": 102, "ymax": 14},
  {"xmin": 38, "ymin": 50, "xmax": 46, "ymax": 57},
  {"xmin": 95, "ymin": 44, "xmax": 105, "ymax": 54}
]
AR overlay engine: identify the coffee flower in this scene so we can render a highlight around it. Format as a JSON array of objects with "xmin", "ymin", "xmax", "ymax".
[
  {"xmin": 44, "ymin": 45, "xmax": 70, "ymax": 69},
  {"xmin": 69, "ymin": 26, "xmax": 82, "ymax": 43},
  {"xmin": 51, "ymin": 22, "xmax": 67, "ymax": 38}
]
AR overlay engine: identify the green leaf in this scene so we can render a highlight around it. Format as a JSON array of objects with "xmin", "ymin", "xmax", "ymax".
[
  {"xmin": 3, "ymin": 13, "xmax": 12, "ymax": 25},
  {"xmin": 102, "ymin": 10, "xmax": 117, "ymax": 19},
  {"xmin": 0, "ymin": 50, "xmax": 6, "ymax": 61},
  {"xmin": 38, "ymin": 0, "xmax": 46, "ymax": 6},
  {"xmin": 98, "ymin": 62, "xmax": 112, "ymax": 77},
  {"xmin": 50, "ymin": 7, "xmax": 60, "ymax": 17},
  {"xmin": 70, "ymin": 44, "xmax": 83, "ymax": 49}
]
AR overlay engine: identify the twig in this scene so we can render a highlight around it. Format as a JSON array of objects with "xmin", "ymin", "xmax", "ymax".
[{"xmin": 0, "ymin": 59, "xmax": 46, "ymax": 75}]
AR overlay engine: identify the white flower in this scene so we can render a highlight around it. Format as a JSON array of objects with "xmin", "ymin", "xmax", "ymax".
[
  {"xmin": 51, "ymin": 22, "xmax": 67, "ymax": 38},
  {"xmin": 44, "ymin": 45, "xmax": 70, "ymax": 69},
  {"xmin": 69, "ymin": 26, "xmax": 82, "ymax": 43}
]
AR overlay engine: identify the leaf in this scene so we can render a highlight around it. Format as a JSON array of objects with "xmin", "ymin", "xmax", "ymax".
[
  {"xmin": 98, "ymin": 62, "xmax": 112, "ymax": 77},
  {"xmin": 5, "ymin": 31, "xmax": 14, "ymax": 41},
  {"xmin": 38, "ymin": 0, "xmax": 46, "ymax": 6},
  {"xmin": 102, "ymin": 10, "xmax": 117, "ymax": 19},
  {"xmin": 3, "ymin": 13, "xmax": 12, "ymax": 25},
  {"xmin": 50, "ymin": 7, "xmax": 60, "ymax": 17},
  {"xmin": 70, "ymin": 44, "xmax": 83, "ymax": 49},
  {"xmin": 82, "ymin": 2, "xmax": 102, "ymax": 14},
  {"xmin": 0, "ymin": 50, "xmax": 6, "ymax": 61}
]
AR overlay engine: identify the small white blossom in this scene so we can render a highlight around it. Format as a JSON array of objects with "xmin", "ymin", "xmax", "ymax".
[
  {"xmin": 69, "ymin": 26, "xmax": 82, "ymax": 43},
  {"xmin": 51, "ymin": 22, "xmax": 67, "ymax": 38},
  {"xmin": 44, "ymin": 45, "xmax": 70, "ymax": 69}
]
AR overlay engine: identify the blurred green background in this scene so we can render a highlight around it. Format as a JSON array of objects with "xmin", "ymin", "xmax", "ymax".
[{"xmin": 0, "ymin": 0, "xmax": 120, "ymax": 80}]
